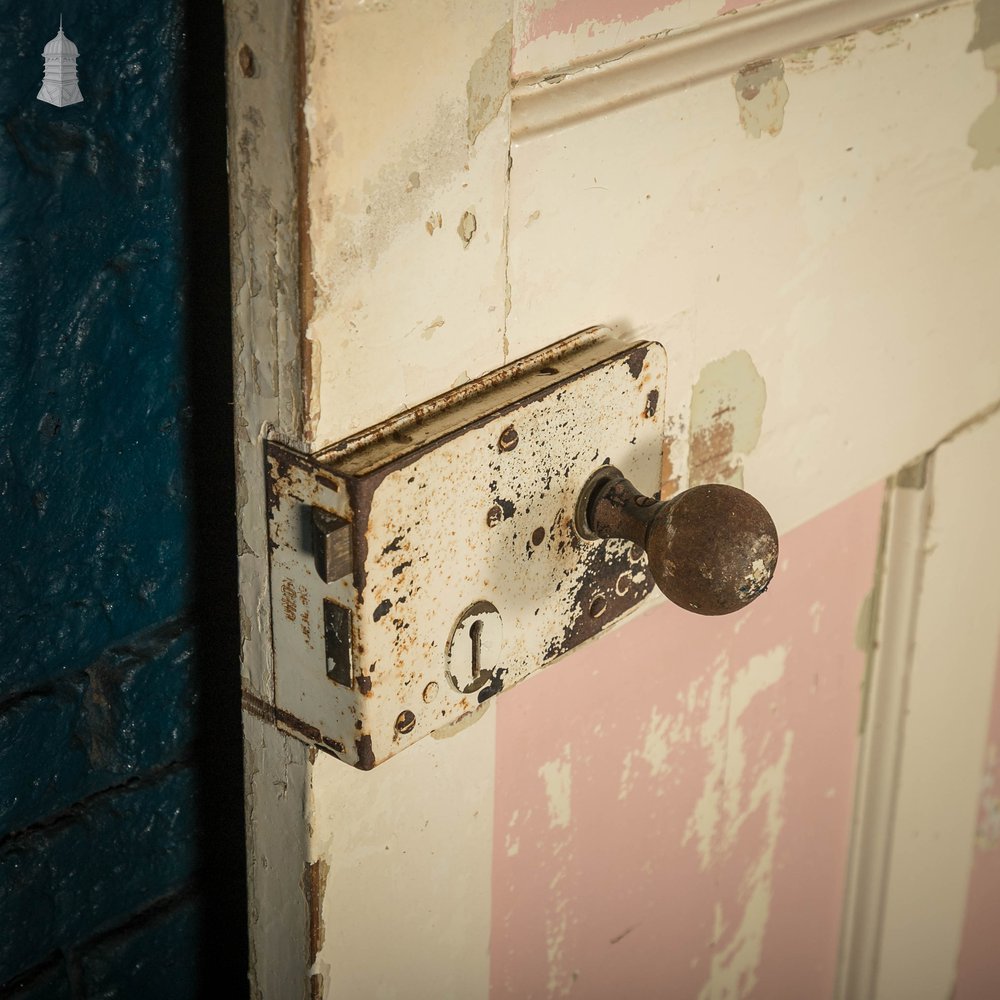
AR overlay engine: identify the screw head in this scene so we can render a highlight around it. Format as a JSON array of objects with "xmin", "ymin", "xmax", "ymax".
[
  {"xmin": 498, "ymin": 425, "xmax": 519, "ymax": 452},
  {"xmin": 487, "ymin": 504, "xmax": 503, "ymax": 527},
  {"xmin": 531, "ymin": 526, "xmax": 546, "ymax": 546},
  {"xmin": 589, "ymin": 595, "xmax": 608, "ymax": 619},
  {"xmin": 422, "ymin": 682, "xmax": 439, "ymax": 704},
  {"xmin": 395, "ymin": 710, "xmax": 416, "ymax": 735}
]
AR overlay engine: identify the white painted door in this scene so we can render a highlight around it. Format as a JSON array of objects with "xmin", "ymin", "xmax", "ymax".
[{"xmin": 226, "ymin": 0, "xmax": 1000, "ymax": 996}]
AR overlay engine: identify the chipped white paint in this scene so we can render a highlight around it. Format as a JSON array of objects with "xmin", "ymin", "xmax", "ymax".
[
  {"xmin": 539, "ymin": 748, "xmax": 573, "ymax": 829},
  {"xmin": 242, "ymin": 714, "xmax": 311, "ymax": 1000},
  {"xmin": 514, "ymin": 0, "xmax": 726, "ymax": 79},
  {"xmin": 505, "ymin": 809, "xmax": 522, "ymax": 857},
  {"xmin": 507, "ymin": 0, "xmax": 1000, "ymax": 535},
  {"xmin": 614, "ymin": 642, "xmax": 794, "ymax": 996},
  {"xmin": 545, "ymin": 903, "xmax": 572, "ymax": 997},
  {"xmin": 685, "ymin": 646, "xmax": 789, "ymax": 869},
  {"xmin": 225, "ymin": 0, "xmax": 313, "ymax": 994},
  {"xmin": 808, "ymin": 601, "xmax": 823, "ymax": 634},
  {"xmin": 301, "ymin": 0, "xmax": 513, "ymax": 445},
  {"xmin": 696, "ymin": 717, "xmax": 790, "ymax": 1000},
  {"xmin": 512, "ymin": 0, "xmax": 956, "ymax": 137},
  {"xmin": 619, "ymin": 704, "xmax": 687, "ymax": 799},
  {"xmin": 309, "ymin": 706, "xmax": 497, "ymax": 1000}
]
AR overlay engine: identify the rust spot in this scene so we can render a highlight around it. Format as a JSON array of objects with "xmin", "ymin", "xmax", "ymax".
[
  {"xmin": 241, "ymin": 688, "xmax": 275, "ymax": 724},
  {"xmin": 280, "ymin": 580, "xmax": 297, "ymax": 622},
  {"xmin": 355, "ymin": 734, "xmax": 376, "ymax": 770},
  {"xmin": 624, "ymin": 346, "xmax": 647, "ymax": 380},
  {"xmin": 381, "ymin": 534, "xmax": 405, "ymax": 555},
  {"xmin": 644, "ymin": 389, "xmax": 659, "ymax": 418},
  {"xmin": 373, "ymin": 598, "xmax": 392, "ymax": 622},
  {"xmin": 310, "ymin": 974, "xmax": 324, "ymax": 1000},
  {"xmin": 487, "ymin": 504, "xmax": 503, "ymax": 527},
  {"xmin": 238, "ymin": 44, "xmax": 256, "ymax": 77},
  {"xmin": 244, "ymin": 688, "xmax": 327, "ymax": 744},
  {"xmin": 660, "ymin": 436, "xmax": 680, "ymax": 498},
  {"xmin": 274, "ymin": 707, "xmax": 322, "ymax": 743},
  {"xmin": 545, "ymin": 538, "xmax": 655, "ymax": 661},
  {"xmin": 314, "ymin": 470, "xmax": 342, "ymax": 492},
  {"xmin": 498, "ymin": 425, "xmax": 519, "ymax": 452},
  {"xmin": 493, "ymin": 496, "xmax": 515, "ymax": 520},
  {"xmin": 356, "ymin": 674, "xmax": 372, "ymax": 696},
  {"xmin": 689, "ymin": 420, "xmax": 739, "ymax": 485},
  {"xmin": 392, "ymin": 559, "xmax": 413, "ymax": 577},
  {"xmin": 322, "ymin": 736, "xmax": 346, "ymax": 755},
  {"xmin": 304, "ymin": 858, "xmax": 329, "ymax": 966}
]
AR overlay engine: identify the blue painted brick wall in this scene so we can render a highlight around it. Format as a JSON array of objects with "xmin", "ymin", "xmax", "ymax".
[{"xmin": 0, "ymin": 1, "xmax": 240, "ymax": 994}]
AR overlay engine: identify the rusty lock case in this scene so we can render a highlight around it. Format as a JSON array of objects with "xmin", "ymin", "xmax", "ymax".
[{"xmin": 264, "ymin": 329, "xmax": 666, "ymax": 768}]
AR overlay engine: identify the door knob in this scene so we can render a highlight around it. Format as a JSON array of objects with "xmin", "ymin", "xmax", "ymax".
[{"xmin": 577, "ymin": 468, "xmax": 778, "ymax": 616}]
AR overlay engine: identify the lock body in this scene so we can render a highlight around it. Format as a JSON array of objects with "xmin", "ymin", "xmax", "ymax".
[{"xmin": 264, "ymin": 330, "xmax": 666, "ymax": 768}]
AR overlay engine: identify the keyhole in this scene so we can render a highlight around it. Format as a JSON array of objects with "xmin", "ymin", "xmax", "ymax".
[
  {"xmin": 446, "ymin": 601, "xmax": 502, "ymax": 695},
  {"xmin": 469, "ymin": 619, "xmax": 484, "ymax": 678}
]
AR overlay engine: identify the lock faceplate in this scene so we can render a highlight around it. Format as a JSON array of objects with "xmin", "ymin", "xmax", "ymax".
[{"xmin": 264, "ymin": 329, "xmax": 666, "ymax": 768}]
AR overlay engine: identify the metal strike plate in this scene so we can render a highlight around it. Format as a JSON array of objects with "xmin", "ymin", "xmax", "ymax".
[{"xmin": 264, "ymin": 329, "xmax": 666, "ymax": 768}]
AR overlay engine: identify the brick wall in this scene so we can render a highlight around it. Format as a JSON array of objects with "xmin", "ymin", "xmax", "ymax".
[{"xmin": 0, "ymin": 2, "xmax": 243, "ymax": 995}]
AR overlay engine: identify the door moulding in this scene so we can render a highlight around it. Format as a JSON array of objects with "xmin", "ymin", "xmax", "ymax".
[
  {"xmin": 512, "ymin": 0, "xmax": 954, "ymax": 139},
  {"xmin": 837, "ymin": 402, "xmax": 1000, "ymax": 999}
]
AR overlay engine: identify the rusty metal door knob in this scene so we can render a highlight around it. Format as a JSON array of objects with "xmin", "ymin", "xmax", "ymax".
[{"xmin": 577, "ymin": 468, "xmax": 778, "ymax": 616}]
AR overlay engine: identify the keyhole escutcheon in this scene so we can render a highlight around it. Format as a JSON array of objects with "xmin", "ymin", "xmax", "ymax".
[{"xmin": 446, "ymin": 602, "xmax": 503, "ymax": 694}]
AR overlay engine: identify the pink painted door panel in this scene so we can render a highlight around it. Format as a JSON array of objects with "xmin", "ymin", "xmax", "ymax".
[{"xmin": 491, "ymin": 483, "xmax": 884, "ymax": 998}]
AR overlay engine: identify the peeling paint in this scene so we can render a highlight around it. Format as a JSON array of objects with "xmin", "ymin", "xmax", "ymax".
[
  {"xmin": 430, "ymin": 700, "xmax": 491, "ymax": 739},
  {"xmin": 304, "ymin": 857, "xmax": 329, "ymax": 967},
  {"xmin": 458, "ymin": 209, "xmax": 478, "ymax": 246},
  {"xmin": 492, "ymin": 486, "xmax": 883, "ymax": 998},
  {"xmin": 619, "ymin": 704, "xmax": 687, "ymax": 799},
  {"xmin": 687, "ymin": 647, "xmax": 793, "ymax": 1000},
  {"xmin": 733, "ymin": 58, "xmax": 788, "ymax": 138},
  {"xmin": 968, "ymin": 0, "xmax": 1000, "ymax": 169},
  {"xmin": 688, "ymin": 350, "xmax": 766, "ymax": 488},
  {"xmin": 539, "ymin": 747, "xmax": 572, "ymax": 829},
  {"xmin": 421, "ymin": 317, "xmax": 445, "ymax": 340},
  {"xmin": 786, "ymin": 32, "xmax": 858, "ymax": 74},
  {"xmin": 467, "ymin": 21, "xmax": 513, "ymax": 145},
  {"xmin": 264, "ymin": 335, "xmax": 663, "ymax": 767}
]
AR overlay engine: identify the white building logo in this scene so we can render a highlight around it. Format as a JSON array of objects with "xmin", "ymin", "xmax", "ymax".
[{"xmin": 37, "ymin": 16, "xmax": 83, "ymax": 107}]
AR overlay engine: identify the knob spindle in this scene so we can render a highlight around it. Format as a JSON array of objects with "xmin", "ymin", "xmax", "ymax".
[{"xmin": 577, "ymin": 468, "xmax": 778, "ymax": 616}]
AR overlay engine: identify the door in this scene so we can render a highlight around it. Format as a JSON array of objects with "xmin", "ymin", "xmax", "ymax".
[{"xmin": 225, "ymin": 0, "xmax": 1000, "ymax": 996}]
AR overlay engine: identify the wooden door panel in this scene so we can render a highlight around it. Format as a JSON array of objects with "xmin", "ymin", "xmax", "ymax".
[
  {"xmin": 507, "ymin": 0, "xmax": 999, "ymax": 532},
  {"xmin": 227, "ymin": 1, "xmax": 1000, "ymax": 996}
]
